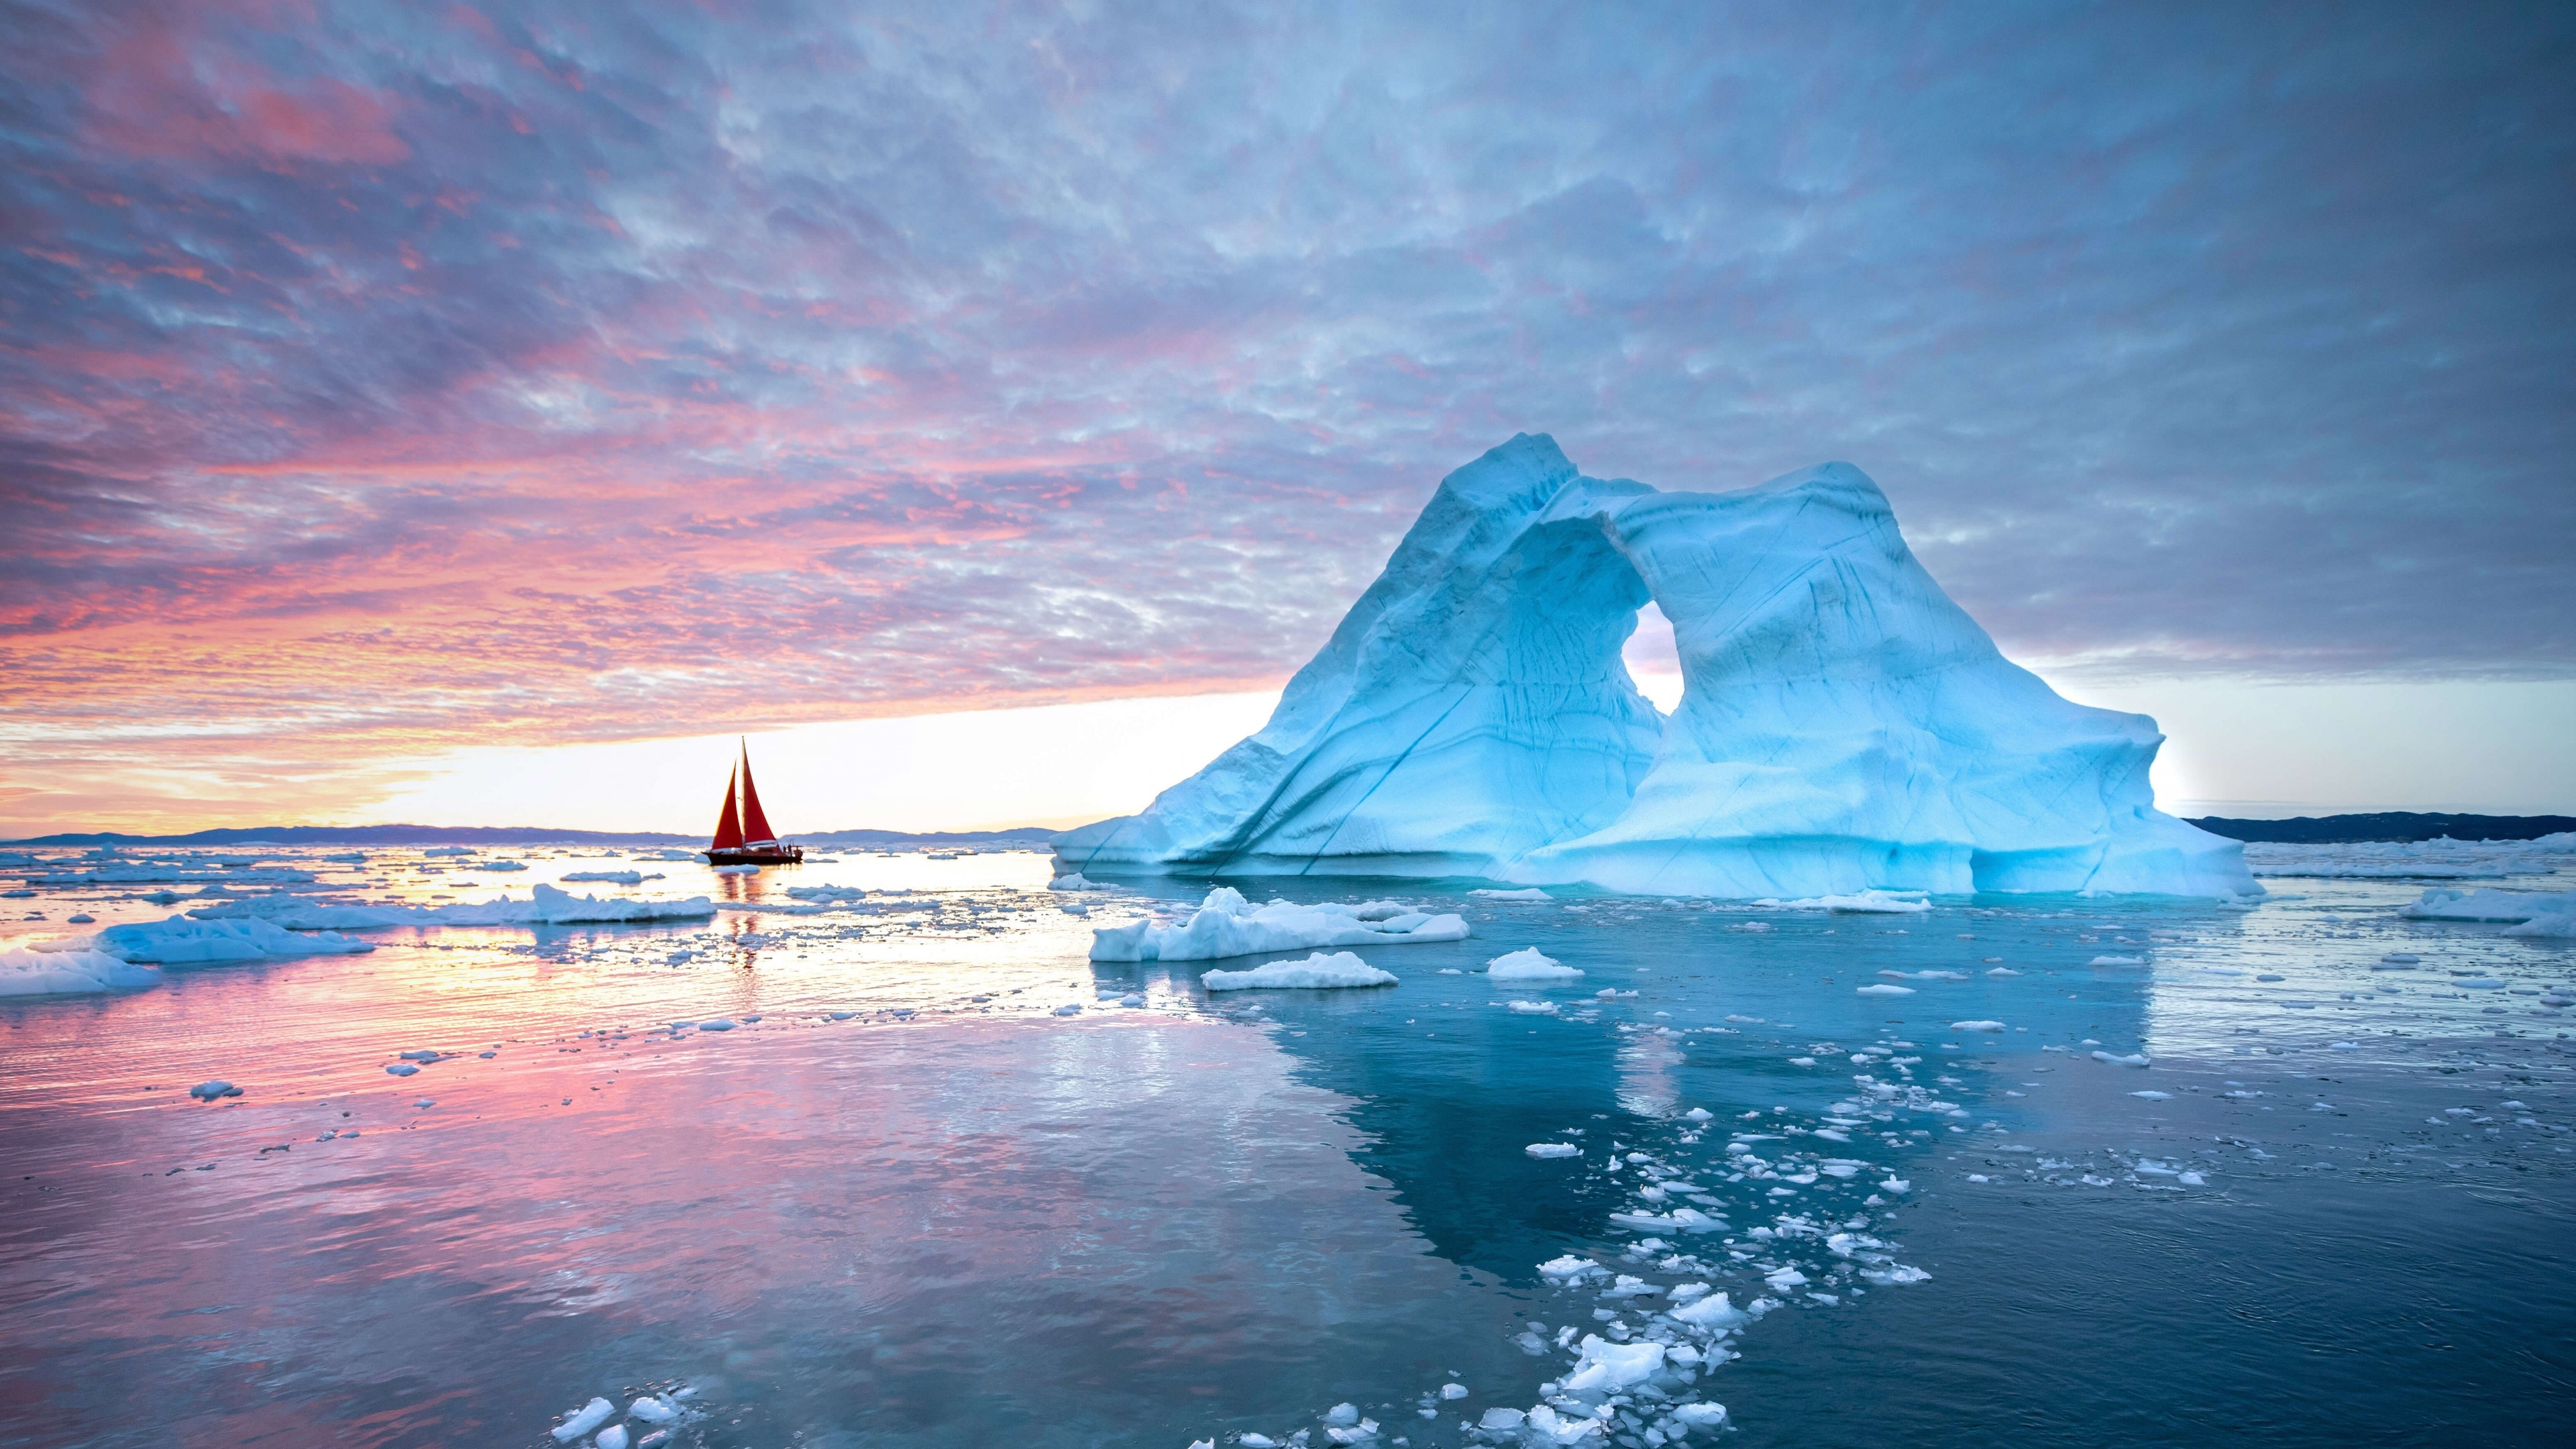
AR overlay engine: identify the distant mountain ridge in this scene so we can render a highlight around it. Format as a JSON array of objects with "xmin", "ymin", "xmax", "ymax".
[
  {"xmin": 4, "ymin": 824, "xmax": 1056, "ymax": 849},
  {"xmin": 2188, "ymin": 813, "xmax": 2576, "ymax": 845}
]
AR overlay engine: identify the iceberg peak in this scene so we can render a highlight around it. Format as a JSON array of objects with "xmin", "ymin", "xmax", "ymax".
[{"xmin": 1056, "ymin": 435, "xmax": 2255, "ymax": 899}]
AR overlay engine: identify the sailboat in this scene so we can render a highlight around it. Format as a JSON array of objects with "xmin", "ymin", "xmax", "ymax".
[{"xmin": 704, "ymin": 740, "xmax": 805, "ymax": 866}]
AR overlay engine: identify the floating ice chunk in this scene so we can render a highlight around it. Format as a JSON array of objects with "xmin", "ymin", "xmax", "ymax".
[
  {"xmin": 385, "ymin": 1063, "xmax": 419, "ymax": 1076},
  {"xmin": 2090, "ymin": 955, "xmax": 2146, "ymax": 966},
  {"xmin": 696, "ymin": 1018, "xmax": 738, "ymax": 1032},
  {"xmin": 1051, "ymin": 1004, "xmax": 1082, "ymax": 1016},
  {"xmin": 1684, "ymin": 1106, "xmax": 1712, "ymax": 1121},
  {"xmin": 1538, "ymin": 1255, "xmax": 1604, "ymax": 1279},
  {"xmin": 561, "ymin": 870, "xmax": 652, "ymax": 884},
  {"xmin": 1201, "ymin": 951, "xmax": 1398, "ymax": 991},
  {"xmin": 1562, "ymin": 1334, "xmax": 1665, "ymax": 1393},
  {"xmin": 0, "ymin": 945, "xmax": 160, "ymax": 996},
  {"xmin": 2131, "ymin": 1090, "xmax": 2173, "ymax": 1099},
  {"xmin": 1486, "ymin": 947, "xmax": 1581, "ymax": 981},
  {"xmin": 1668, "ymin": 1289, "xmax": 1748, "ymax": 1329},
  {"xmin": 188, "ymin": 1080, "xmax": 241, "ymax": 1101},
  {"xmin": 1861, "ymin": 1264, "xmax": 1931, "ymax": 1285},
  {"xmin": 1470, "ymin": 888, "xmax": 1554, "ymax": 901},
  {"xmin": 1507, "ymin": 1000, "xmax": 1559, "ymax": 1015},
  {"xmin": 1601, "ymin": 1274, "xmax": 1662, "ymax": 1299},
  {"xmin": 551, "ymin": 1398, "xmax": 614, "ymax": 1443},
  {"xmin": 2092, "ymin": 1050, "xmax": 2150, "ymax": 1067},
  {"xmin": 1479, "ymin": 1408, "xmax": 1527, "ymax": 1431},
  {"xmin": 1856, "ymin": 983, "xmax": 1914, "ymax": 996},
  {"xmin": 1088, "ymin": 888, "xmax": 1468, "ymax": 962},
  {"xmin": 1951, "ymin": 1019, "xmax": 2006, "ymax": 1032},
  {"xmin": 1440, "ymin": 1383, "xmax": 1469, "ymax": 1400},
  {"xmin": 594, "ymin": 1426, "xmax": 629, "ymax": 1449},
  {"xmin": 2178, "ymin": 1170, "xmax": 2207, "ymax": 1186},
  {"xmin": 1763, "ymin": 1266, "xmax": 1809, "ymax": 1291},
  {"xmin": 1048, "ymin": 872, "xmax": 1099, "ymax": 891},
  {"xmin": 1325, "ymin": 1403, "xmax": 1359, "ymax": 1426},
  {"xmin": 1525, "ymin": 1142, "xmax": 1581, "ymax": 1158},
  {"xmin": 72, "ymin": 916, "xmax": 375, "ymax": 965},
  {"xmin": 1240, "ymin": 1436, "xmax": 1279, "ymax": 1448},
  {"xmin": 1674, "ymin": 1402, "xmax": 1729, "ymax": 1428},
  {"xmin": 2406, "ymin": 888, "xmax": 2576, "ymax": 923}
]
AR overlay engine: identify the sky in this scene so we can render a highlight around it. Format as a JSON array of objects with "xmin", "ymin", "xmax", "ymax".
[{"xmin": 3, "ymin": 0, "xmax": 2571, "ymax": 837}]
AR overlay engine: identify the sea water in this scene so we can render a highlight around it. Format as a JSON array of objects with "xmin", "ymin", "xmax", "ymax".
[{"xmin": 1, "ymin": 845, "xmax": 2572, "ymax": 1446}]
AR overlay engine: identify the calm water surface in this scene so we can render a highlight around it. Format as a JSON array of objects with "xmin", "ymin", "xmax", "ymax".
[{"xmin": 2, "ymin": 847, "xmax": 2571, "ymax": 1446}]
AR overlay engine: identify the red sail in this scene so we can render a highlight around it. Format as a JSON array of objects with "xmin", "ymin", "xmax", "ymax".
[
  {"xmin": 709, "ymin": 764, "xmax": 745, "ymax": 851},
  {"xmin": 737, "ymin": 743, "xmax": 780, "ymax": 845}
]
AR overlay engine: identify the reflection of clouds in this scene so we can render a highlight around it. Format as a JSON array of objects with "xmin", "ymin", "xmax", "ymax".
[{"xmin": 1616, "ymin": 1026, "xmax": 1684, "ymax": 1119}]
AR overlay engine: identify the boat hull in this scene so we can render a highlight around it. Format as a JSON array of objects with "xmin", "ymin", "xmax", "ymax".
[{"xmin": 705, "ymin": 845, "xmax": 804, "ymax": 865}]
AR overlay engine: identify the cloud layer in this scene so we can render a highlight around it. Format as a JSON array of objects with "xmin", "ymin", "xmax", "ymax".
[{"xmin": 3, "ymin": 0, "xmax": 2571, "ymax": 826}]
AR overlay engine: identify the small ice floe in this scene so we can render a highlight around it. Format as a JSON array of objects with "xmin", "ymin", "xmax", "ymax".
[
  {"xmin": 1538, "ymin": 1255, "xmax": 1604, "ymax": 1280},
  {"xmin": 696, "ymin": 1018, "xmax": 738, "ymax": 1032},
  {"xmin": 1485, "ymin": 947, "xmax": 1580, "ymax": 981},
  {"xmin": 2090, "ymin": 955, "xmax": 2146, "ymax": 966},
  {"xmin": 1951, "ymin": 1019, "xmax": 2006, "ymax": 1032},
  {"xmin": 1469, "ymin": 888, "xmax": 1554, "ymax": 901},
  {"xmin": 2257, "ymin": 973, "xmax": 2286, "ymax": 982},
  {"xmin": 1052, "ymin": 1004, "xmax": 1083, "ymax": 1016},
  {"xmin": 1201, "ymin": 951, "xmax": 1397, "ymax": 991},
  {"xmin": 1727, "ymin": 921, "xmax": 1773, "ymax": 932},
  {"xmin": 1986, "ymin": 965, "xmax": 2022, "ymax": 976},
  {"xmin": 1601, "ymin": 1274, "xmax": 1662, "ymax": 1299},
  {"xmin": 2383, "ymin": 953, "xmax": 2420, "ymax": 964},
  {"xmin": 1684, "ymin": 1107, "xmax": 1713, "ymax": 1122},
  {"xmin": 1118, "ymin": 994, "xmax": 1145, "ymax": 1008},
  {"xmin": 1089, "ymin": 887, "xmax": 1466, "ymax": 962},
  {"xmin": 784, "ymin": 884, "xmax": 865, "ymax": 903},
  {"xmin": 551, "ymin": 1397, "xmax": 614, "ymax": 1443},
  {"xmin": 2178, "ymin": 1171, "xmax": 2207, "ymax": 1186},
  {"xmin": 188, "ymin": 1080, "xmax": 241, "ymax": 1101},
  {"xmin": 413, "ymin": 1098, "xmax": 434, "ymax": 1108},
  {"xmin": 384, "ymin": 1063, "xmax": 419, "ymax": 1077},
  {"xmin": 2092, "ymin": 1050, "xmax": 2151, "ymax": 1067},
  {"xmin": 561, "ymin": 870, "xmax": 653, "ymax": 885},
  {"xmin": 595, "ymin": 1426, "xmax": 629, "ymax": 1449},
  {"xmin": 1563, "ymin": 1335, "xmax": 1666, "ymax": 1393},
  {"xmin": 1525, "ymin": 1142, "xmax": 1581, "ymax": 1159},
  {"xmin": 1047, "ymin": 871, "xmax": 1099, "ymax": 891},
  {"xmin": 1763, "ymin": 1266, "xmax": 1809, "ymax": 1291},
  {"xmin": 1856, "ymin": 983, "xmax": 1914, "ymax": 996},
  {"xmin": 1506, "ymin": 1000, "xmax": 1559, "ymax": 1015},
  {"xmin": 66, "ymin": 913, "xmax": 94, "ymax": 924},
  {"xmin": 1768, "ymin": 890, "xmax": 1930, "ymax": 914},
  {"xmin": 2131, "ymin": 1090, "xmax": 2173, "ymax": 1100}
]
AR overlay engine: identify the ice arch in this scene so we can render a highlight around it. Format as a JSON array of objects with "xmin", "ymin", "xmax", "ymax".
[{"xmin": 1054, "ymin": 434, "xmax": 2256, "ymax": 898}]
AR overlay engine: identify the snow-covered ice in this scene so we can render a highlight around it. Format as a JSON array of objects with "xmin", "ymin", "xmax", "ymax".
[
  {"xmin": 1088, "ymin": 888, "xmax": 1466, "ymax": 962},
  {"xmin": 1051, "ymin": 434, "xmax": 2257, "ymax": 899},
  {"xmin": 0, "ymin": 945, "xmax": 160, "ymax": 996},
  {"xmin": 1201, "ymin": 951, "xmax": 1399, "ymax": 991},
  {"xmin": 1485, "ymin": 947, "xmax": 1581, "ymax": 981}
]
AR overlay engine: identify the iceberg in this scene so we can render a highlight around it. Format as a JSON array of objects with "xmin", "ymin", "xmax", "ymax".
[
  {"xmin": 1088, "ymin": 887, "xmax": 1467, "ymax": 962},
  {"xmin": 0, "ymin": 945, "xmax": 162, "ymax": 996},
  {"xmin": 1053, "ymin": 434, "xmax": 2255, "ymax": 899},
  {"xmin": 61, "ymin": 916, "xmax": 376, "ymax": 965},
  {"xmin": 2405, "ymin": 888, "xmax": 2576, "ymax": 929}
]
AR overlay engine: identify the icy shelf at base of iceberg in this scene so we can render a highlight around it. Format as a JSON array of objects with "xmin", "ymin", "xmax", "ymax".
[
  {"xmin": 1052, "ymin": 434, "xmax": 2255, "ymax": 900},
  {"xmin": 1088, "ymin": 887, "xmax": 1466, "ymax": 962}
]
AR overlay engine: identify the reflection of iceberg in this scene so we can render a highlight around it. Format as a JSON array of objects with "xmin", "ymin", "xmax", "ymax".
[{"xmin": 1057, "ymin": 435, "xmax": 2254, "ymax": 900}]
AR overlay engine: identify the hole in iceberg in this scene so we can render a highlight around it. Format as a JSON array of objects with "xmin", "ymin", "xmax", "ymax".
[{"xmin": 1621, "ymin": 601, "xmax": 1684, "ymax": 716}]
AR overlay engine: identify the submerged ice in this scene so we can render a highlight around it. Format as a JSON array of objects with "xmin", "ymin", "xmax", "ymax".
[{"xmin": 1054, "ymin": 434, "xmax": 2254, "ymax": 900}]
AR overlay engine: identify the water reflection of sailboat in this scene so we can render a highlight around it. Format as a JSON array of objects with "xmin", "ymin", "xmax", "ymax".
[{"xmin": 704, "ymin": 739, "xmax": 804, "ymax": 866}]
